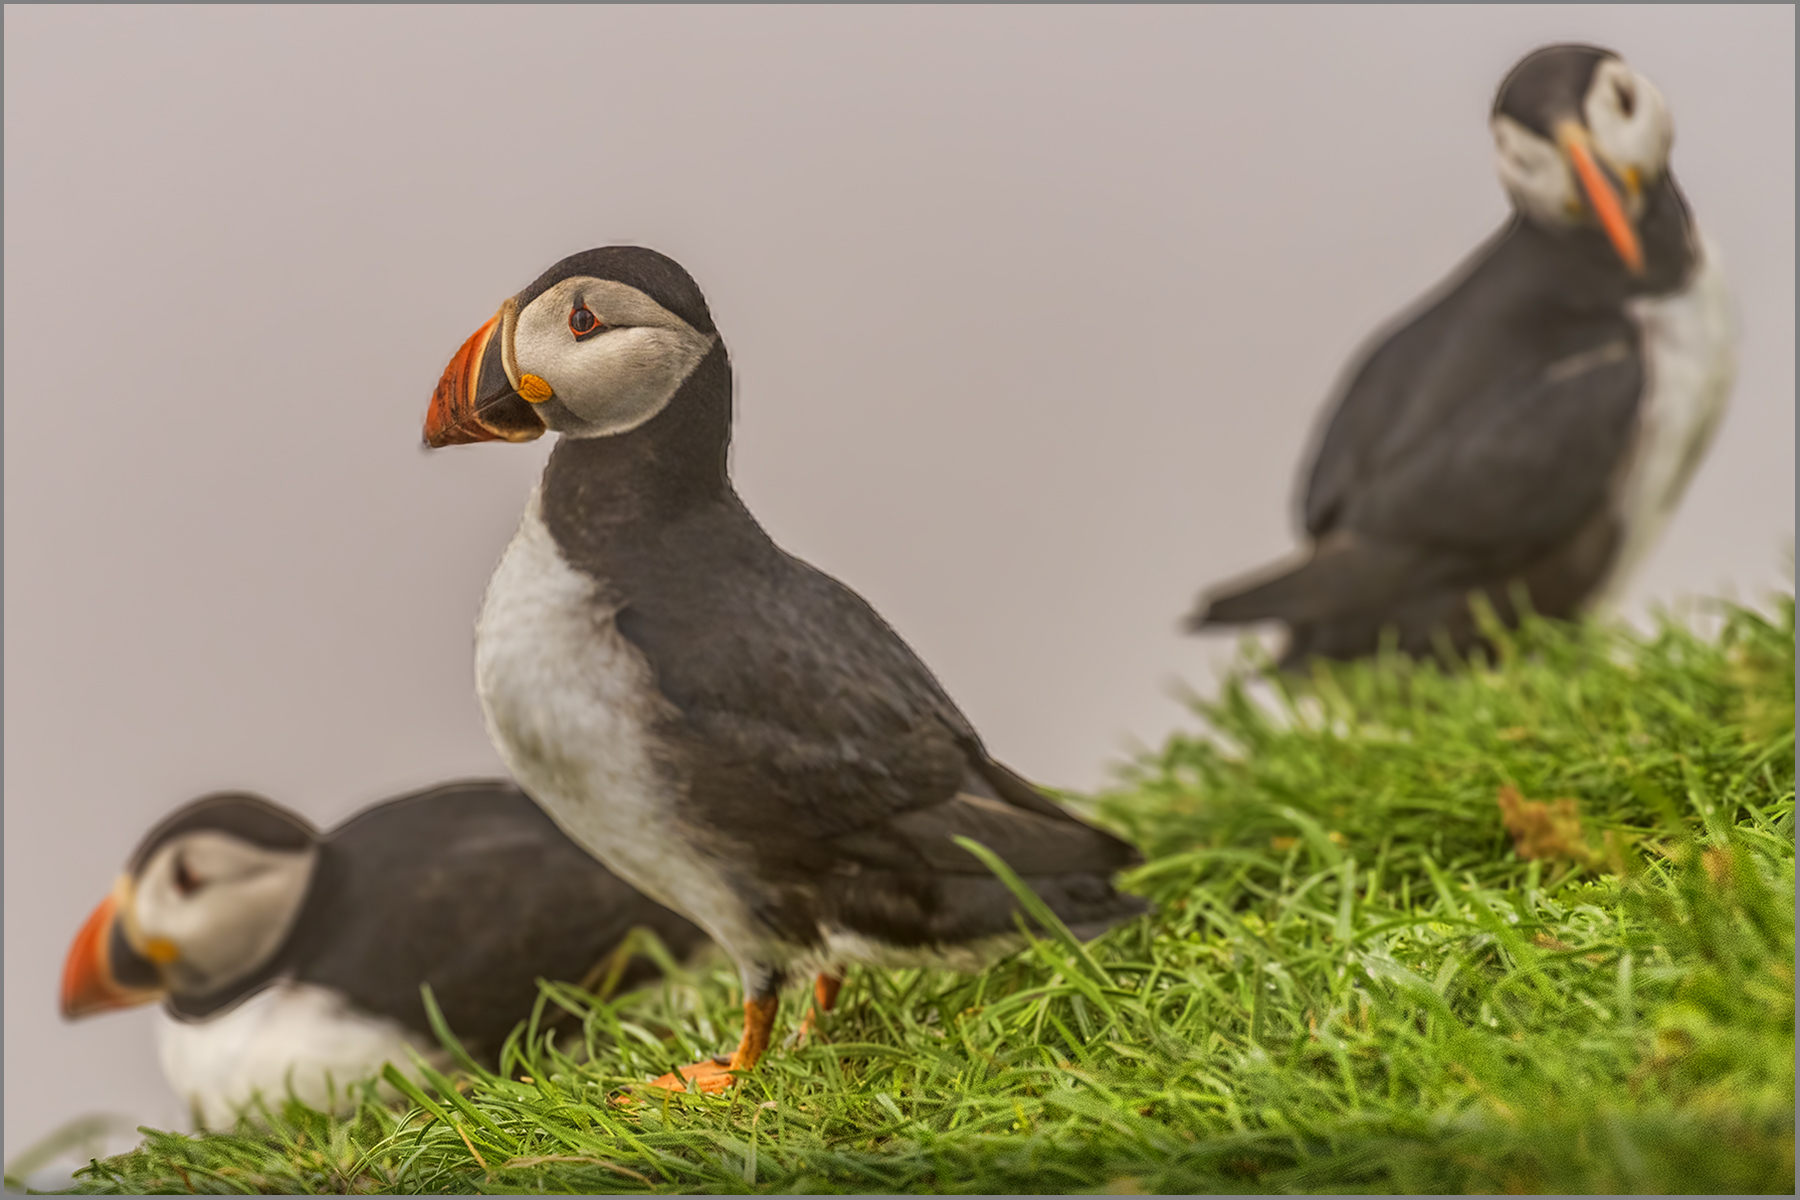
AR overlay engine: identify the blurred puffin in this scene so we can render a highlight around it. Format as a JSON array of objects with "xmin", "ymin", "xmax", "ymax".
[
  {"xmin": 1190, "ymin": 44, "xmax": 1735, "ymax": 667},
  {"xmin": 423, "ymin": 246, "xmax": 1147, "ymax": 1093},
  {"xmin": 62, "ymin": 780, "xmax": 708, "ymax": 1126}
]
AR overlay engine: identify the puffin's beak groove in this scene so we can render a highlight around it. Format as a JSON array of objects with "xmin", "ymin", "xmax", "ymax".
[
  {"xmin": 61, "ymin": 890, "xmax": 163, "ymax": 1018},
  {"xmin": 423, "ymin": 306, "xmax": 546, "ymax": 448},
  {"xmin": 1556, "ymin": 120, "xmax": 1644, "ymax": 275}
]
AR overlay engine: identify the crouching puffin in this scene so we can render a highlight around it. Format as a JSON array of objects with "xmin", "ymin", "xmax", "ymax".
[
  {"xmin": 1190, "ymin": 44, "xmax": 1735, "ymax": 668},
  {"xmin": 62, "ymin": 779, "xmax": 708, "ymax": 1126},
  {"xmin": 424, "ymin": 246, "xmax": 1148, "ymax": 1093}
]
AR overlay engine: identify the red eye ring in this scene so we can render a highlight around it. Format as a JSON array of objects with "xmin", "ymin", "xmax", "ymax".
[{"xmin": 569, "ymin": 304, "xmax": 606, "ymax": 341}]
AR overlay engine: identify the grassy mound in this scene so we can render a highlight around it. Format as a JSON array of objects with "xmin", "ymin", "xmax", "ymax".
[{"xmin": 49, "ymin": 596, "xmax": 1795, "ymax": 1194}]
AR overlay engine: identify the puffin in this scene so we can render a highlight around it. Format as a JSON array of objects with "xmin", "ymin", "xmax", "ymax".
[
  {"xmin": 62, "ymin": 779, "xmax": 708, "ymax": 1126},
  {"xmin": 1189, "ymin": 44, "xmax": 1735, "ymax": 668},
  {"xmin": 423, "ymin": 246, "xmax": 1148, "ymax": 1093}
]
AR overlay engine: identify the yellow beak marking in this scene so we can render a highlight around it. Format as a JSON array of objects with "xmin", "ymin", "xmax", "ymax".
[{"xmin": 518, "ymin": 374, "xmax": 554, "ymax": 404}]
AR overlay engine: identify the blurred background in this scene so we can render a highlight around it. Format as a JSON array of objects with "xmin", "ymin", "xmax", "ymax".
[{"xmin": 5, "ymin": 4, "xmax": 1791, "ymax": 1166}]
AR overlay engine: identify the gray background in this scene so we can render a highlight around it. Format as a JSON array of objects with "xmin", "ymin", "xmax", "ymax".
[{"xmin": 5, "ymin": 4, "xmax": 1791, "ymax": 1160}]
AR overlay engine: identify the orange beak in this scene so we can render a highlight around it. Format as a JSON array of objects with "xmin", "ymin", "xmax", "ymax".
[
  {"xmin": 61, "ymin": 892, "xmax": 162, "ymax": 1018},
  {"xmin": 423, "ymin": 308, "xmax": 546, "ymax": 448},
  {"xmin": 1557, "ymin": 121, "xmax": 1644, "ymax": 275}
]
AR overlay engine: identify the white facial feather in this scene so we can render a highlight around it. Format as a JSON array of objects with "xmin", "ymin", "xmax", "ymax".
[
  {"xmin": 1492, "ymin": 114, "xmax": 1577, "ymax": 227},
  {"xmin": 1584, "ymin": 59, "xmax": 1673, "ymax": 197},
  {"xmin": 510, "ymin": 277, "xmax": 715, "ymax": 438},
  {"xmin": 132, "ymin": 834, "xmax": 316, "ymax": 996}
]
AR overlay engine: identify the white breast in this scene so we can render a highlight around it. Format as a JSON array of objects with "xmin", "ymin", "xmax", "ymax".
[
  {"xmin": 1596, "ymin": 232, "xmax": 1737, "ymax": 607},
  {"xmin": 155, "ymin": 984, "xmax": 440, "ymax": 1129},
  {"xmin": 473, "ymin": 488, "xmax": 763, "ymax": 966}
]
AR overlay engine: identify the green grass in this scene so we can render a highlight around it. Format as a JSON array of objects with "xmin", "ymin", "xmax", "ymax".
[{"xmin": 39, "ymin": 595, "xmax": 1796, "ymax": 1194}]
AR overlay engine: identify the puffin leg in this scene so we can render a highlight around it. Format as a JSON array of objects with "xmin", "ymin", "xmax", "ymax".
[
  {"xmin": 731, "ymin": 992, "xmax": 781, "ymax": 1069},
  {"xmin": 796, "ymin": 969, "xmax": 845, "ymax": 1044},
  {"xmin": 816, "ymin": 970, "xmax": 845, "ymax": 1013},
  {"xmin": 643, "ymin": 992, "xmax": 782, "ymax": 1095}
]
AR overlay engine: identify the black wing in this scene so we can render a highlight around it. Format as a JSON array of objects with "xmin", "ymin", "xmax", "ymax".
[
  {"xmin": 1346, "ymin": 341, "xmax": 1641, "ymax": 551},
  {"xmin": 1304, "ymin": 230, "xmax": 1644, "ymax": 553},
  {"xmin": 1207, "ymin": 345, "xmax": 1641, "ymax": 626},
  {"xmin": 609, "ymin": 501, "xmax": 1145, "ymax": 942}
]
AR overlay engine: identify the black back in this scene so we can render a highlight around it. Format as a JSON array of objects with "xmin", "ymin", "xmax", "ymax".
[{"xmin": 290, "ymin": 781, "xmax": 709, "ymax": 1053}]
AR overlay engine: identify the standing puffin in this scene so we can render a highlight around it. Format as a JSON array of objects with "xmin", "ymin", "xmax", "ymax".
[
  {"xmin": 1189, "ymin": 44, "xmax": 1735, "ymax": 667},
  {"xmin": 62, "ymin": 780, "xmax": 708, "ymax": 1126},
  {"xmin": 424, "ymin": 247, "xmax": 1147, "ymax": 1092}
]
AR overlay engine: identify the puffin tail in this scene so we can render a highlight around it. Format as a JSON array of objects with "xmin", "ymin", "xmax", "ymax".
[
  {"xmin": 1060, "ymin": 885, "xmax": 1153, "ymax": 942},
  {"xmin": 1186, "ymin": 534, "xmax": 1420, "ymax": 631}
]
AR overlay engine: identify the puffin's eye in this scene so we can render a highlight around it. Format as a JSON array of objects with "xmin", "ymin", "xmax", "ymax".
[
  {"xmin": 569, "ymin": 305, "xmax": 605, "ymax": 341},
  {"xmin": 1614, "ymin": 80, "xmax": 1636, "ymax": 118},
  {"xmin": 173, "ymin": 855, "xmax": 201, "ymax": 897}
]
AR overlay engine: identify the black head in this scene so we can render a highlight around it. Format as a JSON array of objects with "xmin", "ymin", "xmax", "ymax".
[
  {"xmin": 515, "ymin": 246, "xmax": 717, "ymax": 339},
  {"xmin": 1493, "ymin": 43, "xmax": 1616, "ymax": 139},
  {"xmin": 127, "ymin": 791, "xmax": 317, "ymax": 874}
]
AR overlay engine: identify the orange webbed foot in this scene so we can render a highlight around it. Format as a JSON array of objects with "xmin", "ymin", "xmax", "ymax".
[
  {"xmin": 619, "ymin": 993, "xmax": 782, "ymax": 1102},
  {"xmin": 645, "ymin": 1054, "xmax": 737, "ymax": 1094}
]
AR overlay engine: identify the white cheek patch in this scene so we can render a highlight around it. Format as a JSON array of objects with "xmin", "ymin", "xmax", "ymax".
[
  {"xmin": 543, "ymin": 325, "xmax": 716, "ymax": 435},
  {"xmin": 1585, "ymin": 62, "xmax": 1673, "ymax": 202},
  {"xmin": 134, "ymin": 836, "xmax": 317, "ymax": 994},
  {"xmin": 512, "ymin": 277, "xmax": 716, "ymax": 438},
  {"xmin": 1492, "ymin": 114, "xmax": 1578, "ymax": 227}
]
